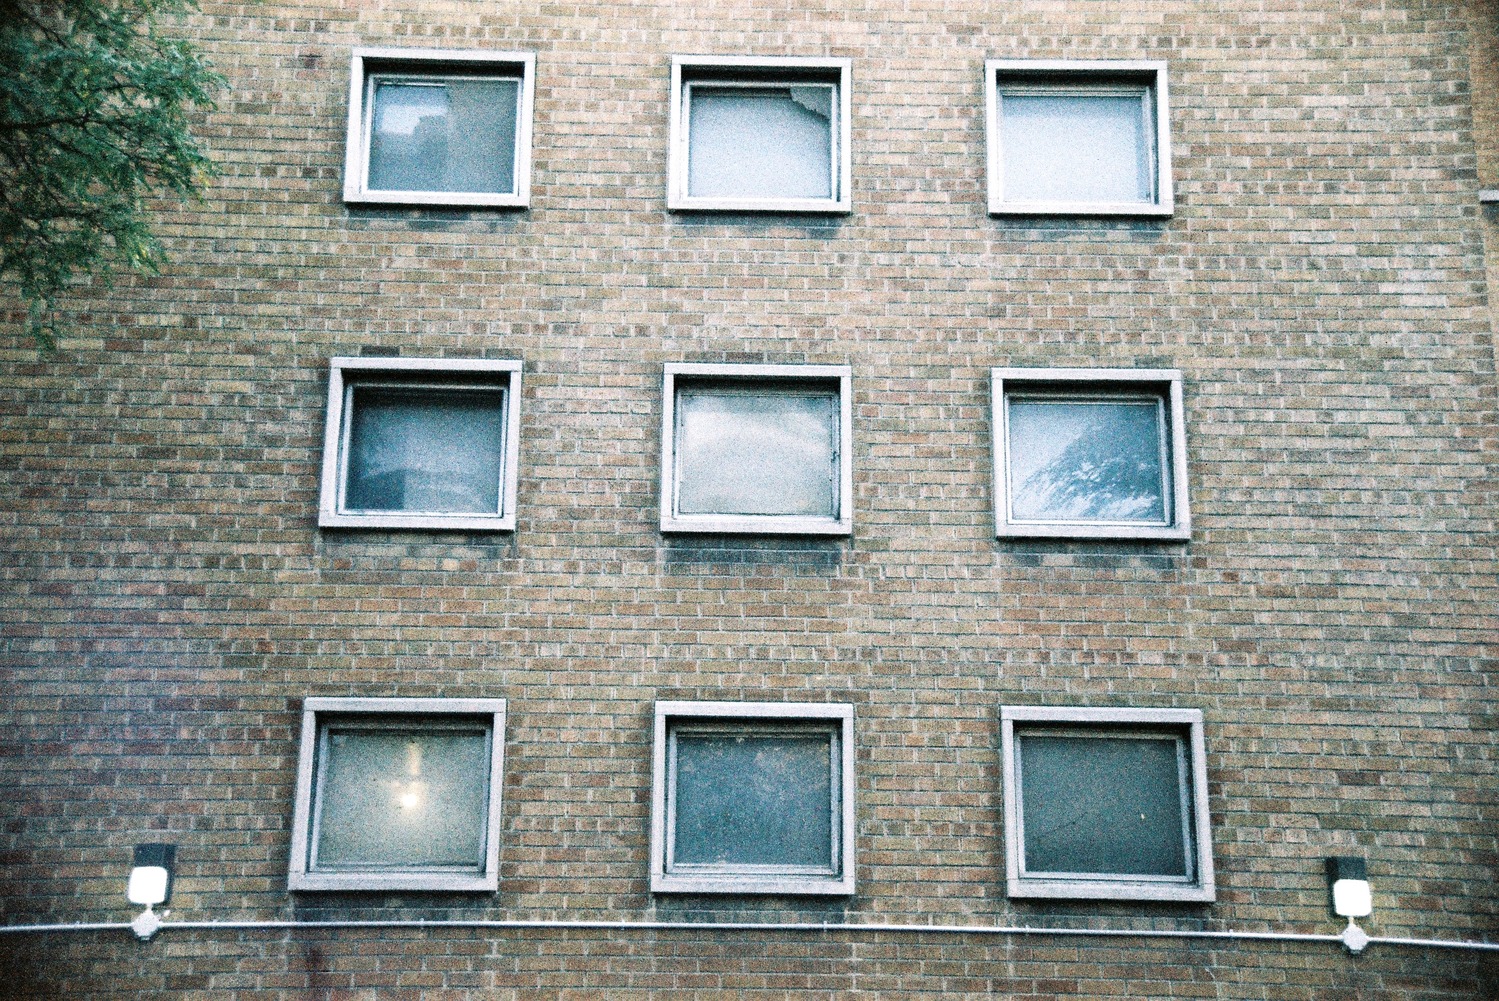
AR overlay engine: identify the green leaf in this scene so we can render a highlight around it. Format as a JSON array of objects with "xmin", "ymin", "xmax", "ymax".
[{"xmin": 0, "ymin": 0, "xmax": 224, "ymax": 349}]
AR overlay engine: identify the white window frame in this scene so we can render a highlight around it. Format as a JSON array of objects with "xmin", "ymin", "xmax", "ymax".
[
  {"xmin": 343, "ymin": 47, "xmax": 536, "ymax": 207},
  {"xmin": 991, "ymin": 367, "xmax": 1190, "ymax": 541},
  {"xmin": 1000, "ymin": 705, "xmax": 1215, "ymax": 903},
  {"xmin": 318, "ymin": 357, "xmax": 522, "ymax": 531},
  {"xmin": 659, "ymin": 362, "xmax": 853, "ymax": 535},
  {"xmin": 985, "ymin": 59, "xmax": 1173, "ymax": 217},
  {"xmin": 288, "ymin": 697, "xmax": 507, "ymax": 892},
  {"xmin": 668, "ymin": 56, "xmax": 853, "ymax": 213},
  {"xmin": 651, "ymin": 701, "xmax": 856, "ymax": 895}
]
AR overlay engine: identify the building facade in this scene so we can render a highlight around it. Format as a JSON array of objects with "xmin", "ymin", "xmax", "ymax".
[{"xmin": 2, "ymin": 0, "xmax": 1497, "ymax": 997}]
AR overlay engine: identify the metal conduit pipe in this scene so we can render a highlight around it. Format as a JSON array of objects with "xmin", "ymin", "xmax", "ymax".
[{"xmin": 2, "ymin": 917, "xmax": 1496, "ymax": 953}]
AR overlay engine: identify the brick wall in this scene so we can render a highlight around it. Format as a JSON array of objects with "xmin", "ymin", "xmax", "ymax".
[
  {"xmin": 2, "ymin": 929, "xmax": 1495, "ymax": 1000},
  {"xmin": 1, "ymin": 0, "xmax": 1495, "ymax": 996}
]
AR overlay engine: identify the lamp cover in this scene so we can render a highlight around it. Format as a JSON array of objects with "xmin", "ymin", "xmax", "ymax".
[
  {"xmin": 127, "ymin": 843, "xmax": 176, "ymax": 907},
  {"xmin": 1325, "ymin": 856, "xmax": 1371, "ymax": 918}
]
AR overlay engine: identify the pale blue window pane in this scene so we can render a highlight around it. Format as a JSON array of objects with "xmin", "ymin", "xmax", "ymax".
[
  {"xmin": 345, "ymin": 386, "xmax": 506, "ymax": 515},
  {"xmin": 368, "ymin": 78, "xmax": 519, "ymax": 194},
  {"xmin": 315, "ymin": 727, "xmax": 490, "ymax": 870},
  {"xmin": 672, "ymin": 731, "xmax": 834, "ymax": 869},
  {"xmin": 1008, "ymin": 398, "xmax": 1167, "ymax": 523},
  {"xmin": 1018, "ymin": 733, "xmax": 1190, "ymax": 878},
  {"xmin": 688, "ymin": 86, "xmax": 834, "ymax": 199},
  {"xmin": 675, "ymin": 388, "xmax": 839, "ymax": 517},
  {"xmin": 1000, "ymin": 92, "xmax": 1151, "ymax": 203}
]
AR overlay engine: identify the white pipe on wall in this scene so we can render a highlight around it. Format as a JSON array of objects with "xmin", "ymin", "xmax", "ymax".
[{"xmin": 2, "ymin": 917, "xmax": 1496, "ymax": 952}]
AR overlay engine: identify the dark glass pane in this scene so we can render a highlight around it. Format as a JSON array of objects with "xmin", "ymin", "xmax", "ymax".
[
  {"xmin": 672, "ymin": 730, "xmax": 834, "ymax": 869},
  {"xmin": 1018, "ymin": 733, "xmax": 1189, "ymax": 878},
  {"xmin": 344, "ymin": 386, "xmax": 506, "ymax": 514},
  {"xmin": 368, "ymin": 78, "xmax": 519, "ymax": 194},
  {"xmin": 688, "ymin": 86, "xmax": 834, "ymax": 199},
  {"xmin": 315, "ymin": 727, "xmax": 490, "ymax": 870},
  {"xmin": 1008, "ymin": 398, "xmax": 1167, "ymax": 523},
  {"xmin": 1000, "ymin": 92, "xmax": 1151, "ymax": 203},
  {"xmin": 675, "ymin": 388, "xmax": 839, "ymax": 517}
]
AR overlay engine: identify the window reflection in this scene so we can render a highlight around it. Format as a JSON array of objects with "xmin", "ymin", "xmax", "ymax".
[
  {"xmin": 1007, "ymin": 397, "xmax": 1168, "ymax": 524},
  {"xmin": 368, "ymin": 77, "xmax": 520, "ymax": 194},
  {"xmin": 675, "ymin": 388, "xmax": 840, "ymax": 517},
  {"xmin": 344, "ymin": 385, "xmax": 507, "ymax": 515}
]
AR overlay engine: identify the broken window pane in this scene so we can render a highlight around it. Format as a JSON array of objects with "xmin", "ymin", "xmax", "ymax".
[{"xmin": 687, "ymin": 85, "xmax": 835, "ymax": 200}]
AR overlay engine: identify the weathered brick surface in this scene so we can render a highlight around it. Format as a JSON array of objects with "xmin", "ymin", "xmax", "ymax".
[
  {"xmin": 1, "ymin": 0, "xmax": 1496, "ymax": 996},
  {"xmin": 1, "ymin": 929, "xmax": 1497, "ymax": 999}
]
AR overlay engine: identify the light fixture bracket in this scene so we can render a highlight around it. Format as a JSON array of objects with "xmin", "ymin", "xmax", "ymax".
[
  {"xmin": 1340, "ymin": 918, "xmax": 1370, "ymax": 954},
  {"xmin": 1325, "ymin": 856, "xmax": 1372, "ymax": 954},
  {"xmin": 130, "ymin": 907, "xmax": 163, "ymax": 942},
  {"xmin": 127, "ymin": 843, "xmax": 177, "ymax": 942}
]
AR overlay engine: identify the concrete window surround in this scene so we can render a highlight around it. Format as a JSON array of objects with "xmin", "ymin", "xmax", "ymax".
[
  {"xmin": 991, "ymin": 367, "xmax": 1191, "ymax": 541},
  {"xmin": 668, "ymin": 55, "xmax": 853, "ymax": 213},
  {"xmin": 317, "ymin": 356, "xmax": 522, "ymax": 532},
  {"xmin": 650, "ymin": 701, "xmax": 857, "ymax": 896},
  {"xmin": 1000, "ymin": 705, "xmax": 1215, "ymax": 903},
  {"xmin": 342, "ymin": 47, "xmax": 536, "ymax": 208},
  {"xmin": 288, "ymin": 697, "xmax": 508, "ymax": 893},
  {"xmin": 986, "ymin": 59, "xmax": 1173, "ymax": 217},
  {"xmin": 659, "ymin": 362, "xmax": 854, "ymax": 536}
]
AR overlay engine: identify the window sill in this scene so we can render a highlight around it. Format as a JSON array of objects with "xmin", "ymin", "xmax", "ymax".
[
  {"xmin": 289, "ymin": 872, "xmax": 498, "ymax": 893},
  {"xmin": 661, "ymin": 514, "xmax": 851, "ymax": 536},
  {"xmin": 344, "ymin": 189, "xmax": 529, "ymax": 209},
  {"xmin": 669, "ymin": 196, "xmax": 851, "ymax": 214},
  {"xmin": 652, "ymin": 872, "xmax": 855, "ymax": 896},
  {"xmin": 989, "ymin": 201, "xmax": 1173, "ymax": 217},
  {"xmin": 1008, "ymin": 877, "xmax": 1214, "ymax": 903},
  {"xmin": 319, "ymin": 512, "xmax": 515, "ymax": 532},
  {"xmin": 997, "ymin": 522, "xmax": 1189, "ymax": 541}
]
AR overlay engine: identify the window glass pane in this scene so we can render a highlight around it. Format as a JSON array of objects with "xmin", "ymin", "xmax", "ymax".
[
  {"xmin": 1007, "ymin": 397, "xmax": 1167, "ymax": 523},
  {"xmin": 672, "ymin": 730, "xmax": 834, "ymax": 869},
  {"xmin": 1000, "ymin": 91, "xmax": 1151, "ymax": 203},
  {"xmin": 368, "ymin": 77, "xmax": 519, "ymax": 194},
  {"xmin": 688, "ymin": 86, "xmax": 834, "ymax": 199},
  {"xmin": 315, "ymin": 727, "xmax": 490, "ymax": 870},
  {"xmin": 344, "ymin": 386, "xmax": 507, "ymax": 515},
  {"xmin": 676, "ymin": 388, "xmax": 839, "ymax": 517},
  {"xmin": 1018, "ymin": 733, "xmax": 1189, "ymax": 878}
]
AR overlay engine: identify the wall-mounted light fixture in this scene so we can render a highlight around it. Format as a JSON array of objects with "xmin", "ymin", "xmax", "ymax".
[
  {"xmin": 1326, "ymin": 856, "xmax": 1372, "ymax": 954},
  {"xmin": 127, "ymin": 844, "xmax": 175, "ymax": 941}
]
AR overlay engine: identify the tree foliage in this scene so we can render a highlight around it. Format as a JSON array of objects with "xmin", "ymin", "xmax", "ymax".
[{"xmin": 0, "ymin": 0, "xmax": 222, "ymax": 348}]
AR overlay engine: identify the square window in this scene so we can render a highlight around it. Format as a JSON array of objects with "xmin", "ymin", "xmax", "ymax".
[
  {"xmin": 669, "ymin": 57, "xmax": 852, "ymax": 213},
  {"xmin": 318, "ymin": 357, "xmax": 522, "ymax": 531},
  {"xmin": 343, "ymin": 48, "xmax": 535, "ymax": 207},
  {"xmin": 660, "ymin": 363, "xmax": 853, "ymax": 535},
  {"xmin": 986, "ymin": 60, "xmax": 1172, "ymax": 216},
  {"xmin": 1000, "ymin": 706, "xmax": 1215, "ymax": 902},
  {"xmin": 288, "ymin": 697, "xmax": 507, "ymax": 892},
  {"xmin": 651, "ymin": 701, "xmax": 856, "ymax": 895},
  {"xmin": 992, "ymin": 368, "xmax": 1190, "ymax": 540}
]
